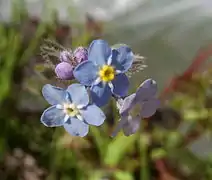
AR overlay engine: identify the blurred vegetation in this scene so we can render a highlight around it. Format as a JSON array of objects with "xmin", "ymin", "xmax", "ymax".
[{"xmin": 0, "ymin": 1, "xmax": 212, "ymax": 180}]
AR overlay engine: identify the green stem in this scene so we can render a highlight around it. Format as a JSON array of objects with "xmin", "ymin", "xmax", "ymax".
[
  {"xmin": 140, "ymin": 140, "xmax": 149, "ymax": 179},
  {"xmin": 139, "ymin": 126, "xmax": 150, "ymax": 180},
  {"xmin": 90, "ymin": 126, "xmax": 106, "ymax": 163}
]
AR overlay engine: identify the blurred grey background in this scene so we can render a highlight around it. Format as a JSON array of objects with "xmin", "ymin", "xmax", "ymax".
[{"xmin": 1, "ymin": 0, "xmax": 212, "ymax": 89}]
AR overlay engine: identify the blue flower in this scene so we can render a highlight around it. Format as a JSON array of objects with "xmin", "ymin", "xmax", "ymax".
[
  {"xmin": 73, "ymin": 39, "xmax": 134, "ymax": 107},
  {"xmin": 40, "ymin": 83, "xmax": 106, "ymax": 137},
  {"xmin": 111, "ymin": 79, "xmax": 160, "ymax": 137}
]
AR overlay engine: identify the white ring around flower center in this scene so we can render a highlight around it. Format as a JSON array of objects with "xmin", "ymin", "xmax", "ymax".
[
  {"xmin": 56, "ymin": 103, "xmax": 83, "ymax": 122},
  {"xmin": 107, "ymin": 55, "xmax": 112, "ymax": 65}
]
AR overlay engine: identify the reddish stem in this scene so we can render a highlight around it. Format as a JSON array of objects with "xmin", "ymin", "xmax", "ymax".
[
  {"xmin": 155, "ymin": 159, "xmax": 167, "ymax": 174},
  {"xmin": 156, "ymin": 45, "xmax": 212, "ymax": 179},
  {"xmin": 160, "ymin": 45, "xmax": 212, "ymax": 98}
]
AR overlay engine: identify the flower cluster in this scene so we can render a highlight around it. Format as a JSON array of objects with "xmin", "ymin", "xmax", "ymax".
[
  {"xmin": 40, "ymin": 39, "xmax": 159, "ymax": 137},
  {"xmin": 55, "ymin": 47, "xmax": 88, "ymax": 80}
]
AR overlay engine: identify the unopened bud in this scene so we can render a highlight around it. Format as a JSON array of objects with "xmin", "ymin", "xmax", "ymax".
[
  {"xmin": 59, "ymin": 50, "xmax": 72, "ymax": 62},
  {"xmin": 55, "ymin": 62, "xmax": 73, "ymax": 80},
  {"xmin": 73, "ymin": 47, "xmax": 88, "ymax": 63}
]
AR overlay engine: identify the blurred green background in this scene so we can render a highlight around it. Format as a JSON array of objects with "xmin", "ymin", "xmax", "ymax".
[{"xmin": 1, "ymin": 0, "xmax": 212, "ymax": 179}]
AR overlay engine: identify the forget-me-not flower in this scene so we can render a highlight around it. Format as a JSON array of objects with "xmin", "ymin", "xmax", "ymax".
[
  {"xmin": 111, "ymin": 79, "xmax": 160, "ymax": 137},
  {"xmin": 40, "ymin": 83, "xmax": 106, "ymax": 137},
  {"xmin": 73, "ymin": 39, "xmax": 134, "ymax": 107}
]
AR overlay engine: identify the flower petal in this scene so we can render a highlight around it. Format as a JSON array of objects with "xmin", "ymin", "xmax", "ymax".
[
  {"xmin": 88, "ymin": 39, "xmax": 111, "ymax": 66},
  {"xmin": 80, "ymin": 104, "xmax": 106, "ymax": 126},
  {"xmin": 90, "ymin": 82, "xmax": 112, "ymax": 107},
  {"xmin": 111, "ymin": 115, "xmax": 141, "ymax": 137},
  {"xmin": 140, "ymin": 98, "xmax": 160, "ymax": 118},
  {"xmin": 66, "ymin": 84, "xmax": 89, "ymax": 107},
  {"xmin": 73, "ymin": 61, "xmax": 98, "ymax": 86},
  {"xmin": 111, "ymin": 117, "xmax": 128, "ymax": 137},
  {"xmin": 63, "ymin": 117, "xmax": 89, "ymax": 137},
  {"xmin": 120, "ymin": 93, "xmax": 136, "ymax": 115},
  {"xmin": 40, "ymin": 106, "xmax": 65, "ymax": 127},
  {"xmin": 111, "ymin": 46, "xmax": 134, "ymax": 73},
  {"xmin": 136, "ymin": 79, "xmax": 158, "ymax": 102},
  {"xmin": 42, "ymin": 84, "xmax": 67, "ymax": 105},
  {"xmin": 122, "ymin": 115, "xmax": 141, "ymax": 136},
  {"xmin": 112, "ymin": 74, "xmax": 129, "ymax": 97}
]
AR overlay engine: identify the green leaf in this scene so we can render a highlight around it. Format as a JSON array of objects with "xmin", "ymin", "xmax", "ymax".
[
  {"xmin": 113, "ymin": 171, "xmax": 133, "ymax": 180},
  {"xmin": 165, "ymin": 131, "xmax": 183, "ymax": 148},
  {"xmin": 88, "ymin": 171, "xmax": 106, "ymax": 180},
  {"xmin": 104, "ymin": 133, "xmax": 138, "ymax": 166},
  {"xmin": 89, "ymin": 126, "xmax": 108, "ymax": 162},
  {"xmin": 139, "ymin": 134, "xmax": 150, "ymax": 180},
  {"xmin": 151, "ymin": 148, "xmax": 167, "ymax": 160}
]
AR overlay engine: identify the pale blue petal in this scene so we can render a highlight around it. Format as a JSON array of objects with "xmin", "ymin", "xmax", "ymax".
[
  {"xmin": 136, "ymin": 79, "xmax": 158, "ymax": 102},
  {"xmin": 111, "ymin": 116, "xmax": 128, "ymax": 137},
  {"xmin": 73, "ymin": 61, "xmax": 98, "ymax": 86},
  {"xmin": 64, "ymin": 117, "xmax": 89, "ymax": 137},
  {"xmin": 112, "ymin": 74, "xmax": 129, "ymax": 97},
  {"xmin": 111, "ymin": 46, "xmax": 133, "ymax": 72},
  {"xmin": 120, "ymin": 93, "xmax": 136, "ymax": 115},
  {"xmin": 111, "ymin": 114, "xmax": 141, "ymax": 137},
  {"xmin": 66, "ymin": 84, "xmax": 89, "ymax": 107},
  {"xmin": 42, "ymin": 84, "xmax": 67, "ymax": 105},
  {"xmin": 140, "ymin": 98, "xmax": 160, "ymax": 118},
  {"xmin": 88, "ymin": 39, "xmax": 111, "ymax": 66},
  {"xmin": 80, "ymin": 104, "xmax": 106, "ymax": 126},
  {"xmin": 122, "ymin": 115, "xmax": 141, "ymax": 136},
  {"xmin": 90, "ymin": 82, "xmax": 112, "ymax": 107},
  {"xmin": 40, "ymin": 106, "xmax": 65, "ymax": 127}
]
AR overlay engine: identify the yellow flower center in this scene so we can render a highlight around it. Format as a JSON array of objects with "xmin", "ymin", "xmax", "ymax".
[
  {"xmin": 63, "ymin": 103, "xmax": 80, "ymax": 117},
  {"xmin": 99, "ymin": 65, "xmax": 115, "ymax": 82}
]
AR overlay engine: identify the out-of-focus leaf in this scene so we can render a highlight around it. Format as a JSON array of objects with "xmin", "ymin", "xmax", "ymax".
[
  {"xmin": 183, "ymin": 109, "xmax": 209, "ymax": 122},
  {"xmin": 113, "ymin": 170, "xmax": 133, "ymax": 180},
  {"xmin": 167, "ymin": 148, "xmax": 207, "ymax": 177},
  {"xmin": 139, "ymin": 133, "xmax": 150, "ymax": 180},
  {"xmin": 151, "ymin": 148, "xmax": 167, "ymax": 160},
  {"xmin": 188, "ymin": 134, "xmax": 212, "ymax": 159},
  {"xmin": 88, "ymin": 171, "xmax": 107, "ymax": 180},
  {"xmin": 104, "ymin": 133, "xmax": 138, "ymax": 167},
  {"xmin": 89, "ymin": 126, "xmax": 109, "ymax": 161},
  {"xmin": 165, "ymin": 131, "xmax": 183, "ymax": 149}
]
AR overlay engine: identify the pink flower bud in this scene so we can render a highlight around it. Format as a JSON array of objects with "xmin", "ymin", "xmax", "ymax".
[
  {"xmin": 55, "ymin": 62, "xmax": 73, "ymax": 80},
  {"xmin": 59, "ymin": 50, "xmax": 72, "ymax": 62},
  {"xmin": 73, "ymin": 47, "xmax": 88, "ymax": 63}
]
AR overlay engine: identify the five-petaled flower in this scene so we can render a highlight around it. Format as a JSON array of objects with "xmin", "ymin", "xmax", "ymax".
[
  {"xmin": 111, "ymin": 79, "xmax": 160, "ymax": 137},
  {"xmin": 73, "ymin": 39, "xmax": 134, "ymax": 107},
  {"xmin": 40, "ymin": 83, "xmax": 106, "ymax": 137}
]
